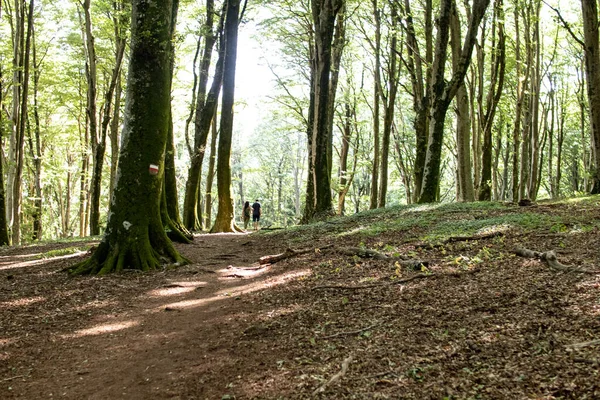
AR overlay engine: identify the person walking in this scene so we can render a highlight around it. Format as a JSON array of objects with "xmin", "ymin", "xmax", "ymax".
[
  {"xmin": 242, "ymin": 201, "xmax": 252, "ymax": 230},
  {"xmin": 252, "ymin": 199, "xmax": 261, "ymax": 231}
]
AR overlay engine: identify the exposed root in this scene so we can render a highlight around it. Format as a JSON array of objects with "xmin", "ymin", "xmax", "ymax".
[
  {"xmin": 259, "ymin": 244, "xmax": 334, "ymax": 265},
  {"xmin": 313, "ymin": 353, "xmax": 353, "ymax": 395},
  {"xmin": 67, "ymin": 225, "xmax": 188, "ymax": 276},
  {"xmin": 321, "ymin": 323, "xmax": 383, "ymax": 339},
  {"xmin": 312, "ymin": 274, "xmax": 434, "ymax": 290},
  {"xmin": 513, "ymin": 247, "xmax": 599, "ymax": 273}
]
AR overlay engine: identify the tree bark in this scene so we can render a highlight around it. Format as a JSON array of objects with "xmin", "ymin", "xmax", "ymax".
[
  {"xmin": 304, "ymin": 0, "xmax": 344, "ymax": 221},
  {"xmin": 0, "ymin": 1, "xmax": 10, "ymax": 246},
  {"xmin": 582, "ymin": 0, "xmax": 600, "ymax": 193},
  {"xmin": 69, "ymin": 0, "xmax": 185, "ymax": 275},
  {"xmin": 478, "ymin": 0, "xmax": 505, "ymax": 201},
  {"xmin": 418, "ymin": 0, "xmax": 490, "ymax": 203},
  {"xmin": 211, "ymin": 0, "xmax": 242, "ymax": 233},
  {"xmin": 378, "ymin": 2, "xmax": 399, "ymax": 208},
  {"xmin": 451, "ymin": 2, "xmax": 475, "ymax": 202},
  {"xmin": 370, "ymin": 0, "xmax": 381, "ymax": 210},
  {"xmin": 183, "ymin": 1, "xmax": 225, "ymax": 231}
]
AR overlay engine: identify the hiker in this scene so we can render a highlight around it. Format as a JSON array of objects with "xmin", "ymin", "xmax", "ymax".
[
  {"xmin": 242, "ymin": 201, "xmax": 252, "ymax": 230},
  {"xmin": 252, "ymin": 199, "xmax": 261, "ymax": 231}
]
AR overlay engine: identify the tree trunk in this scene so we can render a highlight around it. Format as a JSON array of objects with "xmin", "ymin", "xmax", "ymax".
[
  {"xmin": 204, "ymin": 116, "xmax": 218, "ymax": 229},
  {"xmin": 80, "ymin": 0, "xmax": 102, "ymax": 236},
  {"xmin": 400, "ymin": 0, "xmax": 432, "ymax": 203},
  {"xmin": 478, "ymin": 0, "xmax": 505, "ymax": 200},
  {"xmin": 183, "ymin": 2, "xmax": 225, "ymax": 231},
  {"xmin": 211, "ymin": 0, "xmax": 242, "ymax": 233},
  {"xmin": 378, "ymin": 2, "xmax": 399, "ymax": 208},
  {"xmin": 582, "ymin": 0, "xmax": 600, "ymax": 193},
  {"xmin": 451, "ymin": 2, "xmax": 475, "ymax": 202},
  {"xmin": 69, "ymin": 0, "xmax": 185, "ymax": 275},
  {"xmin": 0, "ymin": 4, "xmax": 10, "ymax": 245},
  {"xmin": 304, "ymin": 0, "xmax": 344, "ymax": 221},
  {"xmin": 418, "ymin": 0, "xmax": 490, "ymax": 203},
  {"xmin": 11, "ymin": 0, "xmax": 34, "ymax": 244},
  {"xmin": 30, "ymin": 25, "xmax": 42, "ymax": 240},
  {"xmin": 370, "ymin": 0, "xmax": 381, "ymax": 210}
]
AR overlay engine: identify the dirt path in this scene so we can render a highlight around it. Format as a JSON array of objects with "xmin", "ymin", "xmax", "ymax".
[{"xmin": 0, "ymin": 232, "xmax": 290, "ymax": 399}]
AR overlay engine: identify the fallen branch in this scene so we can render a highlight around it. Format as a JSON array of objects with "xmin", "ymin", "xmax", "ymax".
[
  {"xmin": 335, "ymin": 246, "xmax": 428, "ymax": 269},
  {"xmin": 1, "ymin": 375, "xmax": 26, "ymax": 382},
  {"xmin": 322, "ymin": 323, "xmax": 382, "ymax": 339},
  {"xmin": 258, "ymin": 244, "xmax": 333, "ymax": 265},
  {"xmin": 415, "ymin": 231, "xmax": 504, "ymax": 248},
  {"xmin": 566, "ymin": 339, "xmax": 600, "ymax": 349},
  {"xmin": 313, "ymin": 354, "xmax": 354, "ymax": 395},
  {"xmin": 312, "ymin": 274, "xmax": 434, "ymax": 291},
  {"xmin": 513, "ymin": 247, "xmax": 599, "ymax": 273}
]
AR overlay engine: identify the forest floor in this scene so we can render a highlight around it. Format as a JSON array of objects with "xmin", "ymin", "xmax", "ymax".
[{"xmin": 1, "ymin": 197, "xmax": 600, "ymax": 399}]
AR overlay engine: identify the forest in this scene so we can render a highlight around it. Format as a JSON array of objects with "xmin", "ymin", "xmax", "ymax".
[
  {"xmin": 0, "ymin": 0, "xmax": 598, "ymax": 248},
  {"xmin": 1, "ymin": 0, "xmax": 600, "ymax": 397}
]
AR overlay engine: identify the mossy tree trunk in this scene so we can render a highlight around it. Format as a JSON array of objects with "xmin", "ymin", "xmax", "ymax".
[
  {"xmin": 163, "ymin": 109, "xmax": 192, "ymax": 243},
  {"xmin": 69, "ymin": 0, "xmax": 186, "ymax": 275},
  {"xmin": 418, "ymin": 0, "xmax": 489, "ymax": 203},
  {"xmin": 211, "ymin": 0, "xmax": 242, "ymax": 233}
]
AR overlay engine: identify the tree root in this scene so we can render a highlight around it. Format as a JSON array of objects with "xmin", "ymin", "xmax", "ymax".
[
  {"xmin": 312, "ymin": 273, "xmax": 434, "ymax": 291},
  {"xmin": 67, "ymin": 227, "xmax": 189, "ymax": 275},
  {"xmin": 321, "ymin": 323, "xmax": 382, "ymax": 339},
  {"xmin": 313, "ymin": 353, "xmax": 353, "ymax": 395},
  {"xmin": 416, "ymin": 231, "xmax": 504, "ymax": 248},
  {"xmin": 513, "ymin": 247, "xmax": 600, "ymax": 273},
  {"xmin": 258, "ymin": 244, "xmax": 334, "ymax": 265},
  {"xmin": 566, "ymin": 339, "xmax": 600, "ymax": 349},
  {"xmin": 335, "ymin": 246, "xmax": 428, "ymax": 269}
]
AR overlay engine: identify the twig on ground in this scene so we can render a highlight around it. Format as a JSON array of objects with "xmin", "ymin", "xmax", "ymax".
[
  {"xmin": 321, "ymin": 323, "xmax": 382, "ymax": 339},
  {"xmin": 415, "ymin": 231, "xmax": 504, "ymax": 248},
  {"xmin": 513, "ymin": 247, "xmax": 599, "ymax": 273},
  {"xmin": 566, "ymin": 339, "xmax": 600, "ymax": 349},
  {"xmin": 1, "ymin": 375, "xmax": 26, "ymax": 382},
  {"xmin": 335, "ymin": 247, "xmax": 428, "ymax": 269},
  {"xmin": 313, "ymin": 354, "xmax": 354, "ymax": 395},
  {"xmin": 312, "ymin": 274, "xmax": 434, "ymax": 291},
  {"xmin": 258, "ymin": 244, "xmax": 333, "ymax": 265},
  {"xmin": 361, "ymin": 370, "xmax": 399, "ymax": 380}
]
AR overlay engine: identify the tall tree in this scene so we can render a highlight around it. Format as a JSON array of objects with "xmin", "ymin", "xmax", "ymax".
[
  {"xmin": 69, "ymin": 0, "xmax": 186, "ymax": 274},
  {"xmin": 302, "ymin": 0, "xmax": 345, "ymax": 221},
  {"xmin": 210, "ymin": 0, "xmax": 244, "ymax": 233},
  {"xmin": 378, "ymin": 1, "xmax": 399, "ymax": 208},
  {"xmin": 477, "ymin": 0, "xmax": 505, "ymax": 200},
  {"xmin": 183, "ymin": 0, "xmax": 225, "ymax": 231},
  {"xmin": 582, "ymin": 0, "xmax": 600, "ymax": 193},
  {"xmin": 418, "ymin": 0, "xmax": 490, "ymax": 203},
  {"xmin": 0, "ymin": 0, "xmax": 10, "ymax": 245}
]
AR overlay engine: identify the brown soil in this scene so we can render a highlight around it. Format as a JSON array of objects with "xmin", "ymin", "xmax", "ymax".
[{"xmin": 1, "ymin": 203, "xmax": 600, "ymax": 399}]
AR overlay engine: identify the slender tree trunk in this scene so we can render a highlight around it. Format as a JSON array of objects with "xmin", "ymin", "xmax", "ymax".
[
  {"xmin": 478, "ymin": 0, "xmax": 505, "ymax": 200},
  {"xmin": 0, "ymin": 3, "xmax": 10, "ymax": 245},
  {"xmin": 183, "ymin": 3, "xmax": 225, "ymax": 230},
  {"xmin": 211, "ymin": 0, "xmax": 242, "ymax": 233},
  {"xmin": 451, "ymin": 2, "xmax": 475, "ymax": 202},
  {"xmin": 12, "ymin": 0, "xmax": 34, "ymax": 244},
  {"xmin": 304, "ymin": 0, "xmax": 344, "ymax": 221},
  {"xmin": 370, "ymin": 0, "xmax": 381, "ymax": 209},
  {"xmin": 582, "ymin": 0, "xmax": 600, "ymax": 193},
  {"xmin": 378, "ymin": 2, "xmax": 399, "ymax": 208},
  {"xmin": 204, "ymin": 116, "xmax": 218, "ymax": 229},
  {"xmin": 80, "ymin": 0, "xmax": 102, "ymax": 235},
  {"xmin": 30, "ymin": 25, "xmax": 42, "ymax": 240}
]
